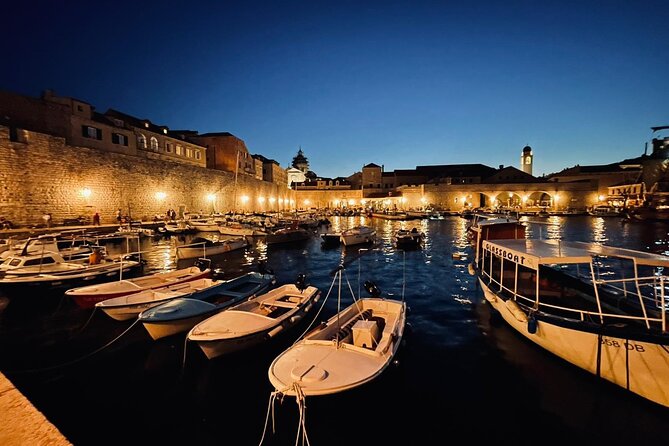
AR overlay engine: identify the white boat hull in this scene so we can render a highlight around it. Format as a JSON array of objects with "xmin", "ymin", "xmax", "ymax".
[
  {"xmin": 142, "ymin": 314, "xmax": 213, "ymax": 340},
  {"xmin": 479, "ymin": 278, "xmax": 669, "ymax": 408},
  {"xmin": 268, "ymin": 298, "xmax": 406, "ymax": 396}
]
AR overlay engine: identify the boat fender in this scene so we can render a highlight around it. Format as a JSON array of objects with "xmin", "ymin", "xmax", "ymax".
[
  {"xmin": 467, "ymin": 262, "xmax": 477, "ymax": 276},
  {"xmin": 290, "ymin": 314, "xmax": 303, "ymax": 324},
  {"xmin": 505, "ymin": 299, "xmax": 528, "ymax": 323},
  {"xmin": 266, "ymin": 325, "xmax": 283, "ymax": 338},
  {"xmin": 527, "ymin": 312, "xmax": 538, "ymax": 334}
]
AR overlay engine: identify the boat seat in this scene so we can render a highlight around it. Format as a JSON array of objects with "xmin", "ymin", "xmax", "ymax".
[{"xmin": 334, "ymin": 309, "xmax": 372, "ymax": 341}]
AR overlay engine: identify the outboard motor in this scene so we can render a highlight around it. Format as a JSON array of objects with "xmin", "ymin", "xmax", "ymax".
[
  {"xmin": 364, "ymin": 280, "xmax": 381, "ymax": 297},
  {"xmin": 295, "ymin": 273, "xmax": 307, "ymax": 292},
  {"xmin": 258, "ymin": 260, "xmax": 274, "ymax": 275},
  {"xmin": 194, "ymin": 258, "xmax": 212, "ymax": 272}
]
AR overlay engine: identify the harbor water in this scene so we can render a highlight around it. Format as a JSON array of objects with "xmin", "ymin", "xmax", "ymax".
[{"xmin": 0, "ymin": 215, "xmax": 667, "ymax": 445}]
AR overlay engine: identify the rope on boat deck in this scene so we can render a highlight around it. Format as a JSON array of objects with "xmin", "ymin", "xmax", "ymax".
[
  {"xmin": 258, "ymin": 383, "xmax": 311, "ymax": 446},
  {"xmin": 8, "ymin": 318, "xmax": 141, "ymax": 374}
]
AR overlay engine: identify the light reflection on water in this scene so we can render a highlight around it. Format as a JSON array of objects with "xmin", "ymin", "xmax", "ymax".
[{"xmin": 0, "ymin": 215, "xmax": 667, "ymax": 446}]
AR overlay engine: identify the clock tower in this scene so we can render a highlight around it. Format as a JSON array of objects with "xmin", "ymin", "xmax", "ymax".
[{"xmin": 521, "ymin": 145, "xmax": 533, "ymax": 175}]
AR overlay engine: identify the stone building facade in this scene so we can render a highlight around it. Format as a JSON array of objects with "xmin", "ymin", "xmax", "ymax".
[
  {"xmin": 0, "ymin": 90, "xmax": 206, "ymax": 168},
  {"xmin": 0, "ymin": 126, "xmax": 293, "ymax": 226}
]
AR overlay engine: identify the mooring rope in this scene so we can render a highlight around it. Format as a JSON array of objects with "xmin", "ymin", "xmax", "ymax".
[
  {"xmin": 291, "ymin": 268, "xmax": 337, "ymax": 345},
  {"xmin": 258, "ymin": 383, "xmax": 312, "ymax": 446},
  {"xmin": 8, "ymin": 318, "xmax": 141, "ymax": 374},
  {"xmin": 74, "ymin": 306, "xmax": 98, "ymax": 336}
]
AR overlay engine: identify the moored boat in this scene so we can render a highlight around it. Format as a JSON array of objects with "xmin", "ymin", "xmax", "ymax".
[
  {"xmin": 65, "ymin": 259, "xmax": 211, "ymax": 309},
  {"xmin": 138, "ymin": 271, "xmax": 276, "ymax": 340},
  {"xmin": 340, "ymin": 226, "xmax": 376, "ymax": 246},
  {"xmin": 96, "ymin": 277, "xmax": 225, "ymax": 321},
  {"xmin": 475, "ymin": 237, "xmax": 669, "ymax": 409},
  {"xmin": 265, "ymin": 226, "xmax": 311, "ymax": 245},
  {"xmin": 187, "ymin": 277, "xmax": 321, "ymax": 359},
  {"xmin": 175, "ymin": 236, "xmax": 248, "ymax": 260},
  {"xmin": 268, "ymin": 277, "xmax": 406, "ymax": 396},
  {"xmin": 393, "ymin": 228, "xmax": 424, "ymax": 249}
]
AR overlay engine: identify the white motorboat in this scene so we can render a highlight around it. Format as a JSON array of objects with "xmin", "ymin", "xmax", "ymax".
[
  {"xmin": 175, "ymin": 236, "xmax": 248, "ymax": 260},
  {"xmin": 218, "ymin": 221, "xmax": 268, "ymax": 237},
  {"xmin": 340, "ymin": 226, "xmax": 376, "ymax": 246},
  {"xmin": 187, "ymin": 277, "xmax": 321, "ymax": 359}
]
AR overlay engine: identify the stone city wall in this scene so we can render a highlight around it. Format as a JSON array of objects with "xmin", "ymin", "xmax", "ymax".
[{"xmin": 0, "ymin": 126, "xmax": 293, "ymax": 227}]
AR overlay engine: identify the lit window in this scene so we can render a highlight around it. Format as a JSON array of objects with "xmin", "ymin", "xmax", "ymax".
[
  {"xmin": 186, "ymin": 147, "xmax": 192, "ymax": 158},
  {"xmin": 176, "ymin": 145, "xmax": 183, "ymax": 155},
  {"xmin": 150, "ymin": 137, "xmax": 158, "ymax": 151},
  {"xmin": 138, "ymin": 134, "xmax": 147, "ymax": 149}
]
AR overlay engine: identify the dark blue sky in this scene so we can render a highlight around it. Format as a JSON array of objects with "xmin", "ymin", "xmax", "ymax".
[{"xmin": 3, "ymin": 1, "xmax": 668, "ymax": 178}]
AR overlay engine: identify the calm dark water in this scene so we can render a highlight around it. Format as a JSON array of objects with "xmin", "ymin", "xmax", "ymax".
[{"xmin": 0, "ymin": 215, "xmax": 667, "ymax": 446}]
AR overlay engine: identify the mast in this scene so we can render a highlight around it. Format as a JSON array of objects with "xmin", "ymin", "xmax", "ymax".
[{"xmin": 233, "ymin": 150, "xmax": 240, "ymax": 212}]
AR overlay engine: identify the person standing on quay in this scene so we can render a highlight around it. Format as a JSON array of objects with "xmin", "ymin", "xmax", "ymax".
[
  {"xmin": 93, "ymin": 212, "xmax": 100, "ymax": 226},
  {"xmin": 116, "ymin": 208, "xmax": 122, "ymax": 224},
  {"xmin": 42, "ymin": 212, "xmax": 52, "ymax": 228}
]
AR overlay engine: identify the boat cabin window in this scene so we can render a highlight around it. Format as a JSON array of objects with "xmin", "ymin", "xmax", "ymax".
[
  {"xmin": 23, "ymin": 257, "xmax": 56, "ymax": 266},
  {"xmin": 5, "ymin": 258, "xmax": 22, "ymax": 267}
]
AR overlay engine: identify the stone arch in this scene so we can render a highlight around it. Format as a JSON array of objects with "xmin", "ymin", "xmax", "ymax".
[
  {"xmin": 492, "ymin": 192, "xmax": 523, "ymax": 209},
  {"xmin": 526, "ymin": 191, "xmax": 552, "ymax": 208}
]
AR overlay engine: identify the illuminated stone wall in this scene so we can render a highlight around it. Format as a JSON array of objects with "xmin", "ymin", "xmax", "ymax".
[{"xmin": 0, "ymin": 126, "xmax": 293, "ymax": 226}]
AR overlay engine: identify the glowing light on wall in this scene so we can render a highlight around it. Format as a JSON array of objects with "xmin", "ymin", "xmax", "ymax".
[
  {"xmin": 81, "ymin": 188, "xmax": 91, "ymax": 198},
  {"xmin": 401, "ymin": 197, "xmax": 407, "ymax": 204},
  {"xmin": 598, "ymin": 195, "xmax": 605, "ymax": 202},
  {"xmin": 304, "ymin": 199, "xmax": 311, "ymax": 205},
  {"xmin": 522, "ymin": 196, "xmax": 528, "ymax": 203},
  {"xmin": 155, "ymin": 191, "xmax": 166, "ymax": 200},
  {"xmin": 258, "ymin": 196, "xmax": 265, "ymax": 204},
  {"xmin": 269, "ymin": 197, "xmax": 276, "ymax": 204},
  {"xmin": 333, "ymin": 199, "xmax": 340, "ymax": 206},
  {"xmin": 207, "ymin": 193, "xmax": 216, "ymax": 202},
  {"xmin": 348, "ymin": 199, "xmax": 355, "ymax": 205},
  {"xmin": 241, "ymin": 195, "xmax": 249, "ymax": 204}
]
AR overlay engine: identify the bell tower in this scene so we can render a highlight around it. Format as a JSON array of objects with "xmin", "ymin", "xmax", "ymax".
[{"xmin": 521, "ymin": 145, "xmax": 533, "ymax": 175}]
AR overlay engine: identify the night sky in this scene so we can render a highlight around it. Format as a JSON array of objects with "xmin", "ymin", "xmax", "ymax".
[{"xmin": 2, "ymin": 0, "xmax": 668, "ymax": 178}]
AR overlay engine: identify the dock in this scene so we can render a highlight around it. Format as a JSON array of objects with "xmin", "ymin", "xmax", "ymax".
[{"xmin": 0, "ymin": 372, "xmax": 71, "ymax": 445}]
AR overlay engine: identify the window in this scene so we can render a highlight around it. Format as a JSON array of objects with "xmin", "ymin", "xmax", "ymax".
[
  {"xmin": 186, "ymin": 147, "xmax": 192, "ymax": 158},
  {"xmin": 9, "ymin": 126, "xmax": 24, "ymax": 142},
  {"xmin": 195, "ymin": 150, "xmax": 201, "ymax": 160},
  {"xmin": 112, "ymin": 133, "xmax": 128, "ymax": 146},
  {"xmin": 176, "ymin": 145, "xmax": 183, "ymax": 155},
  {"xmin": 82, "ymin": 125, "xmax": 102, "ymax": 140},
  {"xmin": 150, "ymin": 137, "xmax": 158, "ymax": 151},
  {"xmin": 165, "ymin": 142, "xmax": 173, "ymax": 153},
  {"xmin": 138, "ymin": 134, "xmax": 147, "ymax": 149}
]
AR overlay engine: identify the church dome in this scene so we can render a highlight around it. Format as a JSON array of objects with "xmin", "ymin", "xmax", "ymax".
[{"xmin": 523, "ymin": 145, "xmax": 532, "ymax": 153}]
